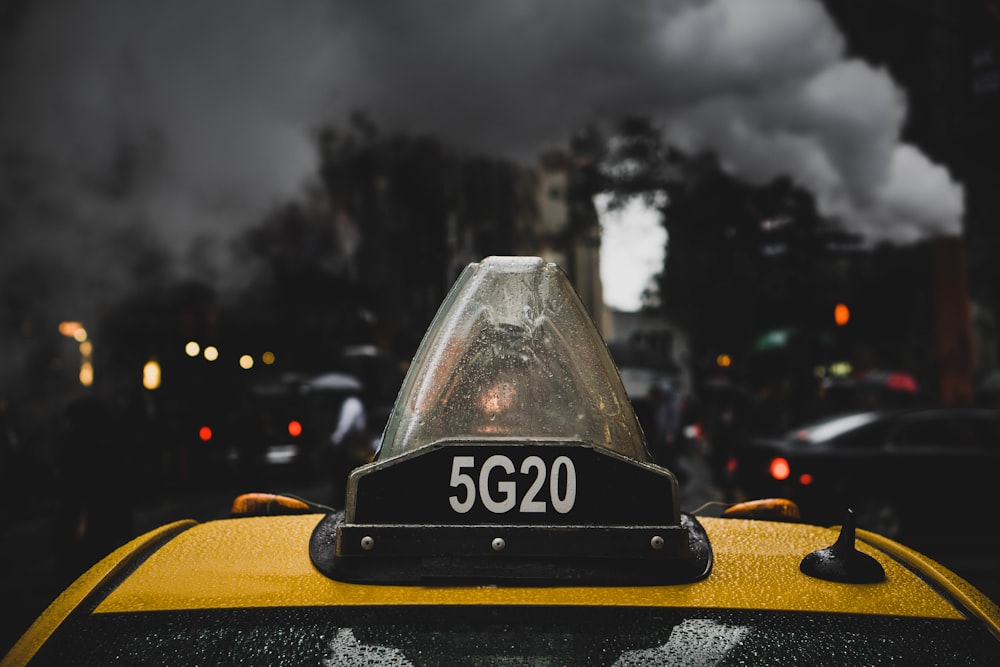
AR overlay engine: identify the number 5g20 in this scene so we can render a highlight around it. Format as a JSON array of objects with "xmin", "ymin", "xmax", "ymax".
[{"xmin": 448, "ymin": 454, "xmax": 577, "ymax": 514}]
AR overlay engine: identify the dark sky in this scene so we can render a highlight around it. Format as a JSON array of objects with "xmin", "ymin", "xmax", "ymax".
[{"xmin": 0, "ymin": 0, "xmax": 965, "ymax": 323}]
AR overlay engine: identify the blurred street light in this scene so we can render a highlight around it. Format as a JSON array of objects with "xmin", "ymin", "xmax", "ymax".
[
  {"xmin": 79, "ymin": 362, "xmax": 94, "ymax": 387},
  {"xmin": 143, "ymin": 359, "xmax": 161, "ymax": 390},
  {"xmin": 59, "ymin": 321, "xmax": 93, "ymax": 386},
  {"xmin": 58, "ymin": 321, "xmax": 84, "ymax": 339}
]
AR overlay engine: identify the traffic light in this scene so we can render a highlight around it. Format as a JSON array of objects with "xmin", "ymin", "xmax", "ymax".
[{"xmin": 834, "ymin": 303, "xmax": 850, "ymax": 326}]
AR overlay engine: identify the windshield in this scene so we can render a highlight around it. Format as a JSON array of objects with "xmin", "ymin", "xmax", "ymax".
[{"xmin": 37, "ymin": 607, "xmax": 1000, "ymax": 666}]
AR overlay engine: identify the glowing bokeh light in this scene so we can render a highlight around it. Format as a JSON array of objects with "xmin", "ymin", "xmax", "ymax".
[
  {"xmin": 239, "ymin": 354, "xmax": 254, "ymax": 370},
  {"xmin": 58, "ymin": 321, "xmax": 83, "ymax": 337},
  {"xmin": 143, "ymin": 360, "xmax": 161, "ymax": 390},
  {"xmin": 830, "ymin": 362, "xmax": 853, "ymax": 377},
  {"xmin": 834, "ymin": 303, "xmax": 850, "ymax": 326},
  {"xmin": 204, "ymin": 346, "xmax": 219, "ymax": 362},
  {"xmin": 769, "ymin": 457, "xmax": 791, "ymax": 481},
  {"xmin": 79, "ymin": 362, "xmax": 94, "ymax": 387},
  {"xmin": 185, "ymin": 341, "xmax": 201, "ymax": 357},
  {"xmin": 262, "ymin": 351, "xmax": 276, "ymax": 365}
]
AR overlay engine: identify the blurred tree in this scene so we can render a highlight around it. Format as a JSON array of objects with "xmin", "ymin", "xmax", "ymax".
[
  {"xmin": 597, "ymin": 115, "xmax": 874, "ymax": 390},
  {"xmin": 316, "ymin": 118, "xmax": 456, "ymax": 358}
]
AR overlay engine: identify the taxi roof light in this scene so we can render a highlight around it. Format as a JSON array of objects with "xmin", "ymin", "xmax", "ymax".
[
  {"xmin": 309, "ymin": 257, "xmax": 711, "ymax": 587},
  {"xmin": 378, "ymin": 256, "xmax": 650, "ymax": 463}
]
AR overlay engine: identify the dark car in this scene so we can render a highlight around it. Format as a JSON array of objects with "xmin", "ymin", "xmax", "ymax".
[
  {"xmin": 730, "ymin": 406, "xmax": 1000, "ymax": 551},
  {"xmin": 223, "ymin": 371, "xmax": 371, "ymax": 489}
]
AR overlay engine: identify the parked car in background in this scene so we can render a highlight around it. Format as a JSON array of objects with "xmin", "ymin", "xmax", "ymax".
[{"xmin": 729, "ymin": 406, "xmax": 1000, "ymax": 552}]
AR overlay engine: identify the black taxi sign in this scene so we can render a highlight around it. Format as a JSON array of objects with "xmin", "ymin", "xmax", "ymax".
[
  {"xmin": 346, "ymin": 440, "xmax": 677, "ymax": 526},
  {"xmin": 310, "ymin": 257, "xmax": 712, "ymax": 584}
]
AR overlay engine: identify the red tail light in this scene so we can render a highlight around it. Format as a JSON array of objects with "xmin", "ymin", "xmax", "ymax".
[
  {"xmin": 726, "ymin": 456, "xmax": 738, "ymax": 473},
  {"xmin": 769, "ymin": 457, "xmax": 791, "ymax": 481},
  {"xmin": 684, "ymin": 422, "xmax": 704, "ymax": 441},
  {"xmin": 798, "ymin": 473, "xmax": 813, "ymax": 485},
  {"xmin": 287, "ymin": 420, "xmax": 303, "ymax": 437},
  {"xmin": 199, "ymin": 425, "xmax": 213, "ymax": 442}
]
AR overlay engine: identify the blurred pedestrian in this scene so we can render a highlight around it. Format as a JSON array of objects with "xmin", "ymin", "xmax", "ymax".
[
  {"xmin": 52, "ymin": 395, "xmax": 134, "ymax": 585},
  {"xmin": 327, "ymin": 393, "xmax": 374, "ymax": 508}
]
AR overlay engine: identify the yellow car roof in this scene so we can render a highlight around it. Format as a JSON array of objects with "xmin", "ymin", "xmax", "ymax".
[
  {"xmin": 8, "ymin": 512, "xmax": 1000, "ymax": 667},
  {"xmin": 79, "ymin": 514, "xmax": 986, "ymax": 621}
]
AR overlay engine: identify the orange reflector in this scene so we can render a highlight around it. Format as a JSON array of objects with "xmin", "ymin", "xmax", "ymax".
[
  {"xmin": 199, "ymin": 426, "xmax": 212, "ymax": 442},
  {"xmin": 722, "ymin": 498, "xmax": 801, "ymax": 521},
  {"xmin": 769, "ymin": 457, "xmax": 791, "ymax": 480},
  {"xmin": 231, "ymin": 493, "xmax": 312, "ymax": 516},
  {"xmin": 288, "ymin": 420, "xmax": 303, "ymax": 437}
]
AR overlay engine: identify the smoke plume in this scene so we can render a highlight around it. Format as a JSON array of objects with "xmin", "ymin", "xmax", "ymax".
[{"xmin": 1, "ymin": 0, "xmax": 964, "ymax": 313}]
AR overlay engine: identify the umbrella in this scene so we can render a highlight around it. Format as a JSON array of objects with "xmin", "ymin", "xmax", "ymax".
[{"xmin": 306, "ymin": 372, "xmax": 363, "ymax": 391}]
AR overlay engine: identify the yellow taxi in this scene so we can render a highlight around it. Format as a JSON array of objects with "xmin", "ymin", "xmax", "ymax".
[{"xmin": 4, "ymin": 257, "xmax": 999, "ymax": 666}]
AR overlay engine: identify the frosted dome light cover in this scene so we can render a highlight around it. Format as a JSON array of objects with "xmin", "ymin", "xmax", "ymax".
[{"xmin": 378, "ymin": 256, "xmax": 650, "ymax": 462}]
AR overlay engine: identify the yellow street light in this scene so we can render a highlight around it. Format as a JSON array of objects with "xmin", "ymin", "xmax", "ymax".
[
  {"xmin": 80, "ymin": 362, "xmax": 94, "ymax": 387},
  {"xmin": 60, "ymin": 321, "xmax": 92, "ymax": 386},
  {"xmin": 58, "ymin": 321, "xmax": 83, "ymax": 338},
  {"xmin": 143, "ymin": 359, "xmax": 162, "ymax": 390}
]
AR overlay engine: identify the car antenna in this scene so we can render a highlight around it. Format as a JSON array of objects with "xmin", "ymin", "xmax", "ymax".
[{"xmin": 799, "ymin": 508, "xmax": 886, "ymax": 583}]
